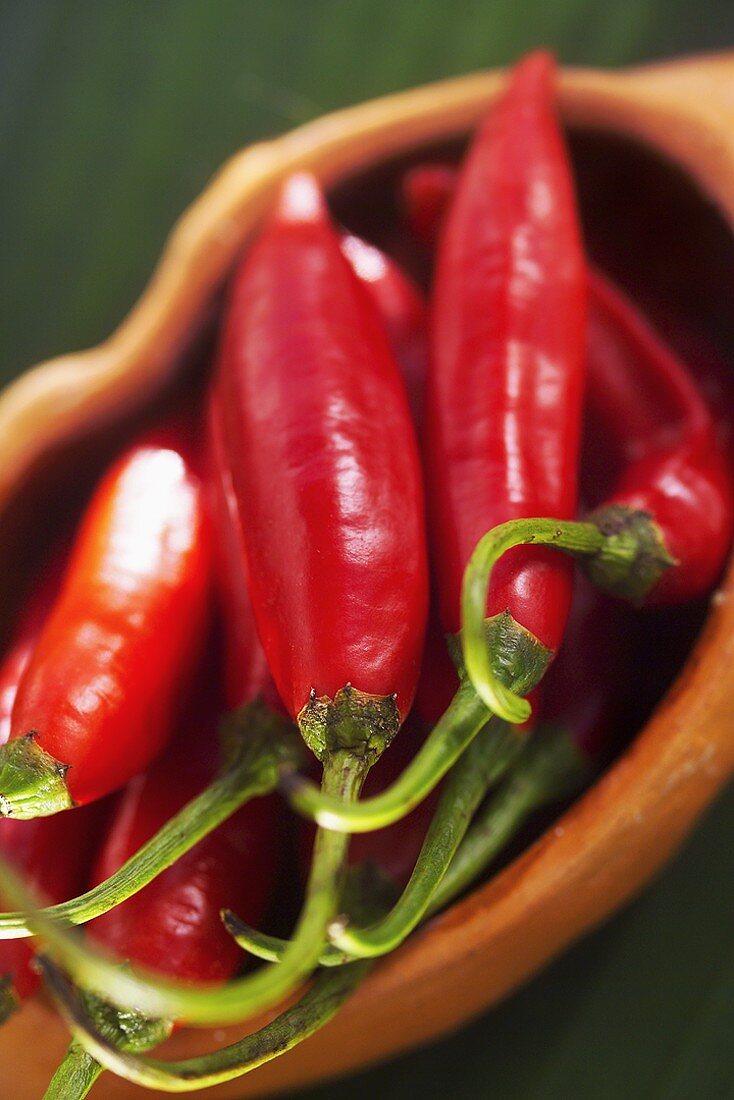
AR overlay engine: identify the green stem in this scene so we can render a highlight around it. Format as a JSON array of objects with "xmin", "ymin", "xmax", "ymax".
[
  {"xmin": 327, "ymin": 722, "xmax": 521, "ymax": 958},
  {"xmin": 428, "ymin": 726, "xmax": 589, "ymax": 914},
  {"xmin": 40, "ymin": 954, "xmax": 371, "ymax": 1092},
  {"xmin": 40, "ymin": 864, "xmax": 385, "ymax": 1091},
  {"xmin": 0, "ymin": 702, "xmax": 299, "ymax": 941},
  {"xmin": 283, "ymin": 606, "xmax": 558, "ymax": 836},
  {"xmin": 461, "ymin": 518, "xmax": 608, "ymax": 725},
  {"xmin": 460, "ymin": 513, "xmax": 664, "ymax": 725},
  {"xmin": 42, "ymin": 963, "xmax": 174, "ymax": 1096},
  {"xmin": 223, "ymin": 913, "xmax": 348, "ymax": 968},
  {"xmin": 283, "ymin": 679, "xmax": 493, "ymax": 832},
  {"xmin": 229, "ymin": 726, "xmax": 589, "ymax": 967},
  {"xmin": 43, "ymin": 1041, "xmax": 104, "ymax": 1099},
  {"xmin": 0, "ymin": 752, "xmax": 366, "ymax": 1026}
]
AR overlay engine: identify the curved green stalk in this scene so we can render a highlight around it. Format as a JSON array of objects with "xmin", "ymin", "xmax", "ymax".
[
  {"xmin": 460, "ymin": 513, "xmax": 657, "ymax": 725},
  {"xmin": 227, "ymin": 723, "xmax": 523, "ymax": 965},
  {"xmin": 40, "ymin": 953, "xmax": 370, "ymax": 1092},
  {"xmin": 428, "ymin": 726, "xmax": 588, "ymax": 913},
  {"xmin": 284, "ymin": 598, "xmax": 559, "ymax": 837},
  {"xmin": 284, "ymin": 680, "xmax": 495, "ymax": 833},
  {"xmin": 461, "ymin": 519, "xmax": 607, "ymax": 725},
  {"xmin": 41, "ymin": 866, "xmax": 386, "ymax": 1095},
  {"xmin": 0, "ymin": 751, "xmax": 366, "ymax": 1026},
  {"xmin": 327, "ymin": 722, "xmax": 521, "ymax": 958},
  {"xmin": 0, "ymin": 702, "xmax": 299, "ymax": 941},
  {"xmin": 43, "ymin": 978, "xmax": 171, "ymax": 1098},
  {"xmin": 231, "ymin": 726, "xmax": 589, "ymax": 968},
  {"xmin": 222, "ymin": 913, "xmax": 348, "ymax": 968}
]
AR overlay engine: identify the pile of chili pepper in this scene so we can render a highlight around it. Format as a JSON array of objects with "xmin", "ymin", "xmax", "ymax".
[{"xmin": 0, "ymin": 48, "xmax": 730, "ymax": 1097}]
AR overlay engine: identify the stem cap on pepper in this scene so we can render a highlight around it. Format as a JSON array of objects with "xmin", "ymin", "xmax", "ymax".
[
  {"xmin": 584, "ymin": 504, "xmax": 676, "ymax": 604},
  {"xmin": 298, "ymin": 685, "xmax": 400, "ymax": 765},
  {"xmin": 0, "ymin": 735, "xmax": 74, "ymax": 819}
]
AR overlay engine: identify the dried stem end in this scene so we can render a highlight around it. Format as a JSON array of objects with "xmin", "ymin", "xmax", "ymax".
[
  {"xmin": 585, "ymin": 504, "xmax": 676, "ymax": 605},
  {"xmin": 298, "ymin": 685, "xmax": 401, "ymax": 764}
]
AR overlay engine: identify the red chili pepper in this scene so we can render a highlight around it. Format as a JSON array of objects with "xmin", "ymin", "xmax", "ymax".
[
  {"xmin": 0, "ymin": 556, "xmax": 65, "ymax": 748},
  {"xmin": 427, "ymin": 51, "xmax": 586, "ymax": 661},
  {"xmin": 339, "ymin": 234, "xmax": 428, "ymax": 427},
  {"xmin": 89, "ymin": 687, "xmax": 277, "ymax": 988},
  {"xmin": 341, "ymin": 232, "xmax": 437, "ymax": 755},
  {"xmin": 641, "ymin": 306, "xmax": 734, "ymax": 452},
  {"xmin": 341, "ymin": 239, "xmax": 446, "ymax": 716},
  {"xmin": 206, "ymin": 392, "xmax": 275, "ymax": 712},
  {"xmin": 540, "ymin": 576, "xmax": 628, "ymax": 761},
  {"xmin": 404, "ymin": 155, "xmax": 734, "ymax": 607},
  {"xmin": 0, "ymin": 425, "xmax": 211, "ymax": 818},
  {"xmin": 208, "ymin": 235, "xmax": 426, "ymax": 717},
  {"xmin": 412, "ymin": 612, "xmax": 459, "ymax": 730},
  {"xmin": 402, "ymin": 160, "xmax": 734, "ymax": 470},
  {"xmin": 0, "ymin": 549, "xmax": 105, "ymax": 1012},
  {"xmin": 0, "ymin": 805, "xmax": 104, "ymax": 1010},
  {"xmin": 401, "ymin": 163, "xmax": 457, "ymax": 248},
  {"xmin": 209, "ymin": 227, "xmax": 427, "ymax": 716},
  {"xmin": 215, "ymin": 171, "xmax": 428, "ymax": 751},
  {"xmin": 461, "ymin": 265, "xmax": 734, "ymax": 720},
  {"xmin": 276, "ymin": 56, "xmax": 586, "ymax": 836},
  {"xmin": 584, "ymin": 269, "xmax": 734, "ymax": 605}
]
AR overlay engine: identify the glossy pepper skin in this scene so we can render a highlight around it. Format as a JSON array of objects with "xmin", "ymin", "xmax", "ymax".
[
  {"xmin": 1, "ymin": 425, "xmax": 211, "ymax": 815},
  {"xmin": 340, "ymin": 236, "xmax": 451, "ymax": 727},
  {"xmin": 209, "ymin": 237, "xmax": 426, "ymax": 717},
  {"xmin": 404, "ymin": 155, "xmax": 734, "ymax": 607},
  {"xmin": 585, "ymin": 270, "xmax": 734, "ymax": 605},
  {"xmin": 340, "ymin": 235, "xmax": 452, "ymax": 743},
  {"xmin": 206, "ymin": 392, "xmax": 274, "ymax": 712},
  {"xmin": 427, "ymin": 51, "xmax": 586, "ymax": 646},
  {"xmin": 339, "ymin": 234, "xmax": 428, "ymax": 428},
  {"xmin": 0, "ymin": 601, "xmax": 104, "ymax": 1007},
  {"xmin": 215, "ymin": 172, "xmax": 428, "ymax": 732},
  {"xmin": 90, "ymin": 686, "xmax": 277, "ymax": 987}
]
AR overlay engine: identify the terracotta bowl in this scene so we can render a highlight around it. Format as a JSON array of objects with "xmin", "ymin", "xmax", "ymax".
[{"xmin": 2, "ymin": 50, "xmax": 734, "ymax": 1100}]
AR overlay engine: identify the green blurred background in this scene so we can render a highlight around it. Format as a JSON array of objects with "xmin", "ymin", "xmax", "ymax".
[{"xmin": 2, "ymin": 1, "xmax": 734, "ymax": 1097}]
